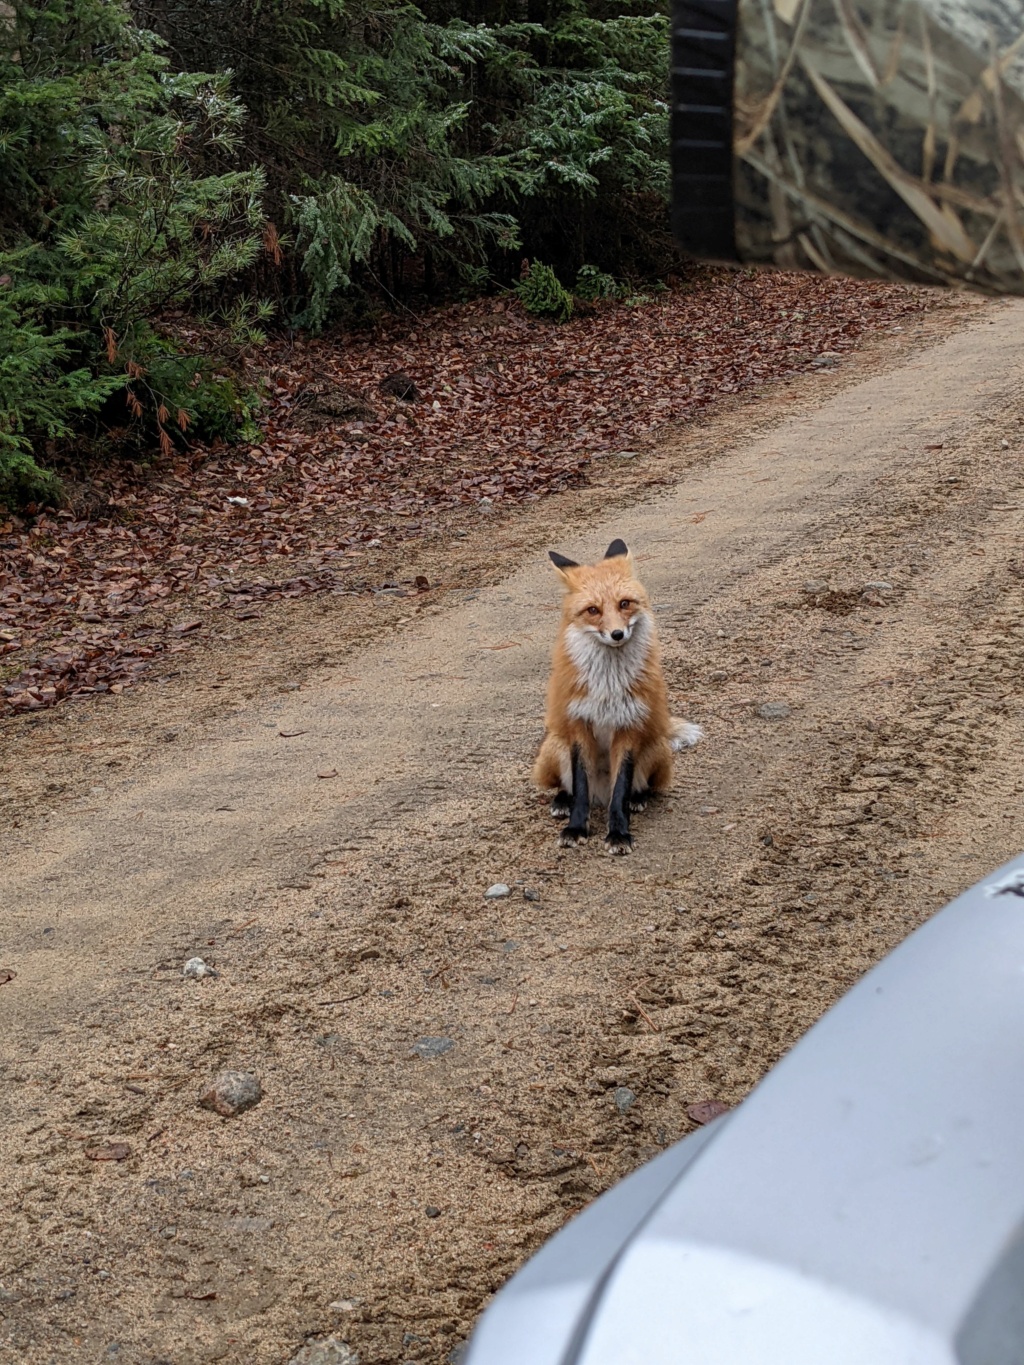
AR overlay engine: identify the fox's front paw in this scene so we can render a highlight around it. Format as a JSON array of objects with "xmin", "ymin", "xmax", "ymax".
[
  {"xmin": 559, "ymin": 824, "xmax": 589, "ymax": 847},
  {"xmin": 550, "ymin": 790, "xmax": 572, "ymax": 820},
  {"xmin": 604, "ymin": 830, "xmax": 633, "ymax": 856},
  {"xmin": 629, "ymin": 790, "xmax": 649, "ymax": 813}
]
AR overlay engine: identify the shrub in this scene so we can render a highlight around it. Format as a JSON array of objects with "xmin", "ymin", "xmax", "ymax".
[
  {"xmin": 574, "ymin": 264, "xmax": 623, "ymax": 301},
  {"xmin": 516, "ymin": 261, "xmax": 573, "ymax": 322}
]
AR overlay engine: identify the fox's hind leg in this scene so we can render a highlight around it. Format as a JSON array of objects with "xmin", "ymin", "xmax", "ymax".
[
  {"xmin": 533, "ymin": 734, "xmax": 573, "ymax": 819},
  {"xmin": 628, "ymin": 739, "xmax": 674, "ymax": 813}
]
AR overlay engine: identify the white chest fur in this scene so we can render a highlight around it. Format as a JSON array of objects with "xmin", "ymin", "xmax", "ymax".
[{"xmin": 564, "ymin": 614, "xmax": 652, "ymax": 733}]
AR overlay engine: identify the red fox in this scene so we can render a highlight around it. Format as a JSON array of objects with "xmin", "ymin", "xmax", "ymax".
[{"xmin": 533, "ymin": 539, "xmax": 701, "ymax": 854}]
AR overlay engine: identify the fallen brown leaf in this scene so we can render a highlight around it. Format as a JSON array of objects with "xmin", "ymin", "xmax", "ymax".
[
  {"xmin": 686, "ymin": 1100, "xmax": 730, "ymax": 1125},
  {"xmin": 85, "ymin": 1142, "xmax": 131, "ymax": 1161}
]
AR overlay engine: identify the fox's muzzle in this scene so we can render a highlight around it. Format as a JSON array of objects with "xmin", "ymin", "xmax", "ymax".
[{"xmin": 599, "ymin": 626, "xmax": 632, "ymax": 647}]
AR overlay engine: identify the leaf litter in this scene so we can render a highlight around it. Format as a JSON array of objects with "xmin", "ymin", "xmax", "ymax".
[{"xmin": 1, "ymin": 272, "xmax": 938, "ymax": 714}]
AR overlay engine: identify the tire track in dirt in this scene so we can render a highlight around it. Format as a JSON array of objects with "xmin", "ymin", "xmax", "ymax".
[{"xmin": 3, "ymin": 301, "xmax": 1024, "ymax": 1365}]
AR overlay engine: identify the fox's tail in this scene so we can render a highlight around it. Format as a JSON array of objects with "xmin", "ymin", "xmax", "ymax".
[{"xmin": 669, "ymin": 718, "xmax": 703, "ymax": 751}]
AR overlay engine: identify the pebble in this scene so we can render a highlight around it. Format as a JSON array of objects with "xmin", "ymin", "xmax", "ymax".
[
  {"xmin": 287, "ymin": 1338, "xmax": 359, "ymax": 1365},
  {"xmin": 484, "ymin": 883, "xmax": 510, "ymax": 899},
  {"xmin": 523, "ymin": 888, "xmax": 540, "ymax": 902},
  {"xmin": 708, "ymin": 670, "xmax": 728, "ymax": 682},
  {"xmin": 614, "ymin": 450, "xmax": 638, "ymax": 459},
  {"xmin": 425, "ymin": 1205, "xmax": 442, "ymax": 1218},
  {"xmin": 756, "ymin": 702, "xmax": 791, "ymax": 720},
  {"xmin": 198, "ymin": 1070, "xmax": 263, "ymax": 1118},
  {"xmin": 410, "ymin": 1037, "xmax": 454, "ymax": 1059},
  {"xmin": 613, "ymin": 1086, "xmax": 636, "ymax": 1114},
  {"xmin": 329, "ymin": 1300, "xmax": 361, "ymax": 1313},
  {"xmin": 182, "ymin": 957, "xmax": 217, "ymax": 980},
  {"xmin": 863, "ymin": 580, "xmax": 893, "ymax": 592},
  {"xmin": 801, "ymin": 579, "xmax": 828, "ymax": 594}
]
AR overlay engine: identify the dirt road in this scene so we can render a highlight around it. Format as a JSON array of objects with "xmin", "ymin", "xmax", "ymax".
[{"xmin": 4, "ymin": 297, "xmax": 1024, "ymax": 1365}]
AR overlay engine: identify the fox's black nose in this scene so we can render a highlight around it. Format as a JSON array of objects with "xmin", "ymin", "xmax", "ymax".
[{"xmin": 611, "ymin": 629, "xmax": 624, "ymax": 641}]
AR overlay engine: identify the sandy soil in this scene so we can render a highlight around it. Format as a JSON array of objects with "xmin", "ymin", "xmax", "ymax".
[{"xmin": 4, "ymin": 293, "xmax": 1024, "ymax": 1365}]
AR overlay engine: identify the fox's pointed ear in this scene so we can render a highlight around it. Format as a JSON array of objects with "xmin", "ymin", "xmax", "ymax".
[
  {"xmin": 548, "ymin": 551, "xmax": 578, "ymax": 571},
  {"xmin": 604, "ymin": 538, "xmax": 629, "ymax": 560},
  {"xmin": 548, "ymin": 550, "xmax": 579, "ymax": 587}
]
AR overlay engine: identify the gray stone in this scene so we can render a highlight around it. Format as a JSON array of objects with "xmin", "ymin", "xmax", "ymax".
[
  {"xmin": 613, "ymin": 1086, "xmax": 636, "ymax": 1114},
  {"xmin": 410, "ymin": 1036, "xmax": 454, "ymax": 1060},
  {"xmin": 182, "ymin": 956, "xmax": 217, "ymax": 980},
  {"xmin": 484, "ymin": 883, "xmax": 510, "ymax": 899},
  {"xmin": 709, "ymin": 670, "xmax": 728, "ymax": 682},
  {"xmin": 288, "ymin": 1338, "xmax": 358, "ymax": 1365},
  {"xmin": 198, "ymin": 1070, "xmax": 262, "ymax": 1118},
  {"xmin": 863, "ymin": 581, "xmax": 893, "ymax": 592},
  {"xmin": 756, "ymin": 702, "xmax": 791, "ymax": 721},
  {"xmin": 425, "ymin": 1205, "xmax": 442, "ymax": 1218},
  {"xmin": 523, "ymin": 888, "xmax": 540, "ymax": 902},
  {"xmin": 801, "ymin": 579, "xmax": 828, "ymax": 594}
]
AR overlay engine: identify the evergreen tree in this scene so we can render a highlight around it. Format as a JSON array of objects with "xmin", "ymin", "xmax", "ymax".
[{"xmin": 0, "ymin": 0, "xmax": 267, "ymax": 504}]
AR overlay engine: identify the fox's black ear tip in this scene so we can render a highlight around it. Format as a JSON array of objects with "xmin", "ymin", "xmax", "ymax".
[
  {"xmin": 549, "ymin": 550, "xmax": 579, "ymax": 570},
  {"xmin": 604, "ymin": 538, "xmax": 629, "ymax": 559}
]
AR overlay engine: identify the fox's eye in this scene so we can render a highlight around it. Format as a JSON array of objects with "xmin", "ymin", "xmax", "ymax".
[
  {"xmin": 586, "ymin": 606, "xmax": 600, "ymax": 616},
  {"xmin": 618, "ymin": 599, "xmax": 632, "ymax": 611}
]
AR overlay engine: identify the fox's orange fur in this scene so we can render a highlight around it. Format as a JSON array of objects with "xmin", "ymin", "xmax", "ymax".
[{"xmin": 533, "ymin": 539, "xmax": 700, "ymax": 853}]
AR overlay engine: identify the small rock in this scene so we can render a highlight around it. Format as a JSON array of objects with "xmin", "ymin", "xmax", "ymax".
[
  {"xmin": 424, "ymin": 1205, "xmax": 442, "ymax": 1218},
  {"xmin": 484, "ymin": 883, "xmax": 510, "ymax": 899},
  {"xmin": 708, "ymin": 670, "xmax": 728, "ymax": 682},
  {"xmin": 756, "ymin": 702, "xmax": 791, "ymax": 720},
  {"xmin": 522, "ymin": 887, "xmax": 540, "ymax": 902},
  {"xmin": 801, "ymin": 579, "xmax": 828, "ymax": 594},
  {"xmin": 614, "ymin": 450, "xmax": 638, "ymax": 459},
  {"xmin": 803, "ymin": 892, "xmax": 819, "ymax": 905},
  {"xmin": 198, "ymin": 1070, "xmax": 262, "ymax": 1118},
  {"xmin": 288, "ymin": 1338, "xmax": 359, "ymax": 1365},
  {"xmin": 182, "ymin": 957, "xmax": 217, "ymax": 980},
  {"xmin": 613, "ymin": 1086, "xmax": 636, "ymax": 1114},
  {"xmin": 410, "ymin": 1037, "xmax": 454, "ymax": 1059},
  {"xmin": 161, "ymin": 1226, "xmax": 177, "ymax": 1239},
  {"xmin": 329, "ymin": 1300, "xmax": 361, "ymax": 1314},
  {"xmin": 862, "ymin": 580, "xmax": 893, "ymax": 592},
  {"xmin": 366, "ymin": 538, "xmax": 382, "ymax": 548}
]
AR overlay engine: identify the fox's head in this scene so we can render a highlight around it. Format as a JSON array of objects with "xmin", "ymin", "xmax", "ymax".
[{"xmin": 548, "ymin": 539, "xmax": 651, "ymax": 649}]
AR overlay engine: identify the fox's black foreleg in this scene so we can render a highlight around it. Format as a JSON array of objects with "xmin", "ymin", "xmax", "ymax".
[
  {"xmin": 606, "ymin": 752, "xmax": 635, "ymax": 855},
  {"xmin": 560, "ymin": 745, "xmax": 590, "ymax": 846}
]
